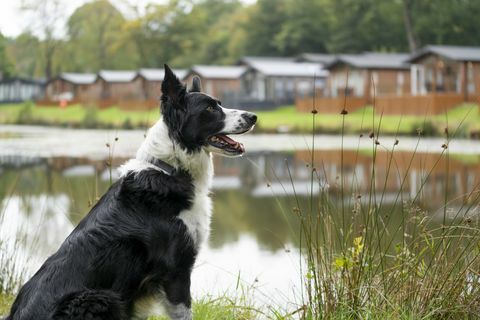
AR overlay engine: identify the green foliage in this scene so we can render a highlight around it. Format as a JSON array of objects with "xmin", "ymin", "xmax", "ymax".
[
  {"xmin": 121, "ymin": 117, "xmax": 133, "ymax": 130},
  {"xmin": 0, "ymin": 33, "xmax": 14, "ymax": 78},
  {"xmin": 6, "ymin": 0, "xmax": 480, "ymax": 77},
  {"xmin": 82, "ymin": 107, "xmax": 99, "ymax": 128},
  {"xmin": 16, "ymin": 101, "xmax": 34, "ymax": 124},
  {"xmin": 6, "ymin": 33, "xmax": 42, "ymax": 77},
  {"xmin": 65, "ymin": 0, "xmax": 137, "ymax": 71},
  {"xmin": 0, "ymin": 294, "xmax": 14, "ymax": 316},
  {"xmin": 411, "ymin": 120, "xmax": 439, "ymax": 137},
  {"xmin": 2, "ymin": 103, "xmax": 480, "ymax": 136}
]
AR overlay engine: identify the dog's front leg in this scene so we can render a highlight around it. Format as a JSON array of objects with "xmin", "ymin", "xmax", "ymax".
[{"xmin": 163, "ymin": 275, "xmax": 193, "ymax": 320}]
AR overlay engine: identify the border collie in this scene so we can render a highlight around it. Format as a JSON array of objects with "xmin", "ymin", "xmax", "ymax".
[{"xmin": 6, "ymin": 65, "xmax": 257, "ymax": 320}]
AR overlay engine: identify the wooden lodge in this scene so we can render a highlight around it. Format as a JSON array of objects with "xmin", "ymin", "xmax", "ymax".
[
  {"xmin": 0, "ymin": 77, "xmax": 45, "ymax": 103},
  {"xmin": 136, "ymin": 68, "xmax": 187, "ymax": 101},
  {"xmin": 398, "ymin": 45, "xmax": 480, "ymax": 114},
  {"xmin": 296, "ymin": 52, "xmax": 411, "ymax": 113},
  {"xmin": 183, "ymin": 65, "xmax": 247, "ymax": 106},
  {"xmin": 44, "ymin": 73, "xmax": 97, "ymax": 105},
  {"xmin": 29, "ymin": 46, "xmax": 480, "ymax": 114},
  {"xmin": 41, "ymin": 68, "xmax": 186, "ymax": 110},
  {"xmin": 297, "ymin": 46, "xmax": 480, "ymax": 115},
  {"xmin": 238, "ymin": 56, "xmax": 328, "ymax": 108}
]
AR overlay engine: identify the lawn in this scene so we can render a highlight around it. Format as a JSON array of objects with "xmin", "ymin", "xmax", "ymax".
[
  {"xmin": 256, "ymin": 103, "xmax": 479, "ymax": 136},
  {"xmin": 0, "ymin": 102, "xmax": 478, "ymax": 137}
]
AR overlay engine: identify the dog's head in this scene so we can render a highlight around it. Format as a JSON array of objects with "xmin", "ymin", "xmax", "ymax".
[{"xmin": 161, "ymin": 64, "xmax": 257, "ymax": 157}]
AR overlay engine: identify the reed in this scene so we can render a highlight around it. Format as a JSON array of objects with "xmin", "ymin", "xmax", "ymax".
[{"xmin": 285, "ymin": 81, "xmax": 480, "ymax": 319}]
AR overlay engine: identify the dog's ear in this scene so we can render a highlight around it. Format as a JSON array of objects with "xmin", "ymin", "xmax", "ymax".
[
  {"xmin": 161, "ymin": 64, "xmax": 186, "ymax": 110},
  {"xmin": 189, "ymin": 75, "xmax": 202, "ymax": 93}
]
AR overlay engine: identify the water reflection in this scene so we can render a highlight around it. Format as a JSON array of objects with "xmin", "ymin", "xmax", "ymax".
[{"xmin": 1, "ymin": 147, "xmax": 479, "ymax": 304}]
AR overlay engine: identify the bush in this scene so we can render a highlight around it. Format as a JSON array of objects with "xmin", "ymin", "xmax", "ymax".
[
  {"xmin": 16, "ymin": 101, "xmax": 34, "ymax": 124},
  {"xmin": 82, "ymin": 107, "xmax": 99, "ymax": 128},
  {"xmin": 121, "ymin": 117, "xmax": 133, "ymax": 130},
  {"xmin": 411, "ymin": 120, "xmax": 439, "ymax": 136}
]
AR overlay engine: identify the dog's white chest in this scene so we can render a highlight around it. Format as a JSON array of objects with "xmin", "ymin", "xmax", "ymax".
[
  {"xmin": 177, "ymin": 153, "xmax": 214, "ymax": 248},
  {"xmin": 178, "ymin": 186, "xmax": 212, "ymax": 247}
]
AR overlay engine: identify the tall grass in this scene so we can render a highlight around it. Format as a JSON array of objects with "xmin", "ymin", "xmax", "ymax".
[
  {"xmin": 0, "ymin": 185, "xmax": 31, "ymax": 310},
  {"xmin": 287, "ymin": 87, "xmax": 480, "ymax": 319}
]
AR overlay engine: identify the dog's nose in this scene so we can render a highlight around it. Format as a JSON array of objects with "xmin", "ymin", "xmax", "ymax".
[{"xmin": 242, "ymin": 112, "xmax": 257, "ymax": 125}]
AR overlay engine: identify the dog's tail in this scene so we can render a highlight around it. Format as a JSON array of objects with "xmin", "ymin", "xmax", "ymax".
[{"xmin": 51, "ymin": 289, "xmax": 127, "ymax": 320}]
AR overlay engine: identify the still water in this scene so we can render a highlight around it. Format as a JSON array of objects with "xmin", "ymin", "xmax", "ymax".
[{"xmin": 1, "ymin": 125, "xmax": 480, "ymax": 308}]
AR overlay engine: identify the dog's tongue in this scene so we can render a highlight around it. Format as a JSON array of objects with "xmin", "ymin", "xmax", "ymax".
[{"xmin": 218, "ymin": 134, "xmax": 236, "ymax": 145}]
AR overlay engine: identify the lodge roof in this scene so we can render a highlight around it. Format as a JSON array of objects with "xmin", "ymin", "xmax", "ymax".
[
  {"xmin": 137, "ymin": 68, "xmax": 187, "ymax": 81},
  {"xmin": 237, "ymin": 56, "xmax": 296, "ymax": 65},
  {"xmin": 188, "ymin": 65, "xmax": 247, "ymax": 79},
  {"xmin": 58, "ymin": 73, "xmax": 96, "ymax": 85},
  {"xmin": 408, "ymin": 45, "xmax": 480, "ymax": 63},
  {"xmin": 326, "ymin": 53, "xmax": 410, "ymax": 70},
  {"xmin": 0, "ymin": 77, "xmax": 46, "ymax": 85},
  {"xmin": 98, "ymin": 70, "xmax": 137, "ymax": 83},
  {"xmin": 247, "ymin": 61, "xmax": 328, "ymax": 77},
  {"xmin": 296, "ymin": 53, "xmax": 337, "ymax": 65}
]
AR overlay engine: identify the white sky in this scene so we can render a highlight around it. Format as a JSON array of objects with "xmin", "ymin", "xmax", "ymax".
[{"xmin": 0, "ymin": 0, "xmax": 256, "ymax": 38}]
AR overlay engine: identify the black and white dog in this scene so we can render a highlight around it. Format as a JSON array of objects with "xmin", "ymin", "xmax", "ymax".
[{"xmin": 6, "ymin": 65, "xmax": 256, "ymax": 320}]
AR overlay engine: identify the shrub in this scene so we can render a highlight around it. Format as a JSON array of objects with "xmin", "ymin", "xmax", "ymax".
[
  {"xmin": 16, "ymin": 101, "xmax": 34, "ymax": 124},
  {"xmin": 411, "ymin": 120, "xmax": 439, "ymax": 136},
  {"xmin": 82, "ymin": 107, "xmax": 99, "ymax": 129},
  {"xmin": 121, "ymin": 117, "xmax": 133, "ymax": 130}
]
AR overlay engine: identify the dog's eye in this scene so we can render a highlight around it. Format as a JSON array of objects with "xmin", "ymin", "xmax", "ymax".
[{"xmin": 206, "ymin": 106, "xmax": 215, "ymax": 112}]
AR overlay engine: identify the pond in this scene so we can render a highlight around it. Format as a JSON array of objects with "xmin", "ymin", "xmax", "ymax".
[{"xmin": 1, "ymin": 125, "xmax": 480, "ymax": 308}]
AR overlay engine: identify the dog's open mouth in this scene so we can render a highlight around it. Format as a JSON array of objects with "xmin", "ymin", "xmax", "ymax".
[{"xmin": 207, "ymin": 134, "xmax": 245, "ymax": 156}]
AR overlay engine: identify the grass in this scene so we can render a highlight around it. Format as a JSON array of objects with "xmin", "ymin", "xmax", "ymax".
[
  {"xmin": 256, "ymin": 104, "xmax": 479, "ymax": 136},
  {"xmin": 0, "ymin": 102, "xmax": 158, "ymax": 129},
  {"xmin": 146, "ymin": 296, "xmax": 262, "ymax": 320},
  {"xmin": 0, "ymin": 293, "xmax": 267, "ymax": 319},
  {"xmin": 0, "ymin": 294, "xmax": 14, "ymax": 316},
  {"xmin": 0, "ymin": 102, "xmax": 479, "ymax": 136}
]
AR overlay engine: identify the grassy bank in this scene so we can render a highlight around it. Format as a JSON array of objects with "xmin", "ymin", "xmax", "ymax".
[
  {"xmin": 0, "ymin": 102, "xmax": 479, "ymax": 136},
  {"xmin": 0, "ymin": 294, "xmax": 264, "ymax": 319}
]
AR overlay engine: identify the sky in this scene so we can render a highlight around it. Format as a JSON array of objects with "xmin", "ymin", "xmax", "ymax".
[{"xmin": 0, "ymin": 0, "xmax": 256, "ymax": 38}]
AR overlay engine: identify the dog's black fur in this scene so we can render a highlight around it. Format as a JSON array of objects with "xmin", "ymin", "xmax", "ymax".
[
  {"xmin": 6, "ymin": 65, "xmax": 256, "ymax": 320},
  {"xmin": 8, "ymin": 165, "xmax": 195, "ymax": 320}
]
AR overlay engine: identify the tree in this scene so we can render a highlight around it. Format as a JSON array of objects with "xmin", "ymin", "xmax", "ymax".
[
  {"xmin": 402, "ymin": 0, "xmax": 418, "ymax": 52},
  {"xmin": 274, "ymin": 0, "xmax": 330, "ymax": 55},
  {"xmin": 126, "ymin": 0, "xmax": 244, "ymax": 68},
  {"xmin": 410, "ymin": 0, "xmax": 480, "ymax": 47},
  {"xmin": 5, "ymin": 33, "xmax": 42, "ymax": 77},
  {"xmin": 20, "ymin": 0, "xmax": 64, "ymax": 80},
  {"xmin": 326, "ymin": 0, "xmax": 407, "ymax": 53},
  {"xmin": 66, "ymin": 0, "xmax": 137, "ymax": 71},
  {"xmin": 0, "ymin": 33, "xmax": 14, "ymax": 78},
  {"xmin": 243, "ymin": 0, "xmax": 289, "ymax": 56}
]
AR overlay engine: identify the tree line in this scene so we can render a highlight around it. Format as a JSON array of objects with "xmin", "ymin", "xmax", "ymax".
[{"xmin": 1, "ymin": 0, "xmax": 480, "ymax": 80}]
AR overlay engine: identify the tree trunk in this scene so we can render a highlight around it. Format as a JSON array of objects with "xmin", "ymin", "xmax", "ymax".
[{"xmin": 402, "ymin": 0, "xmax": 418, "ymax": 52}]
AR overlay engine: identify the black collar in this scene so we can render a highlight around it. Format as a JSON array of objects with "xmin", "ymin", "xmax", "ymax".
[{"xmin": 148, "ymin": 157, "xmax": 176, "ymax": 175}]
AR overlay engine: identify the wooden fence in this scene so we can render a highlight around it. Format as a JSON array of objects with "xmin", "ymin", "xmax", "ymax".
[
  {"xmin": 296, "ymin": 93, "xmax": 470, "ymax": 115},
  {"xmin": 36, "ymin": 99, "xmax": 159, "ymax": 110},
  {"xmin": 375, "ymin": 93, "xmax": 464, "ymax": 115}
]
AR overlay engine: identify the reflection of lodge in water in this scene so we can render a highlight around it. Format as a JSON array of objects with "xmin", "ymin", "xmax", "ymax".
[
  {"xmin": 214, "ymin": 150, "xmax": 480, "ymax": 203},
  {"xmin": 2, "ymin": 149, "xmax": 480, "ymax": 204}
]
